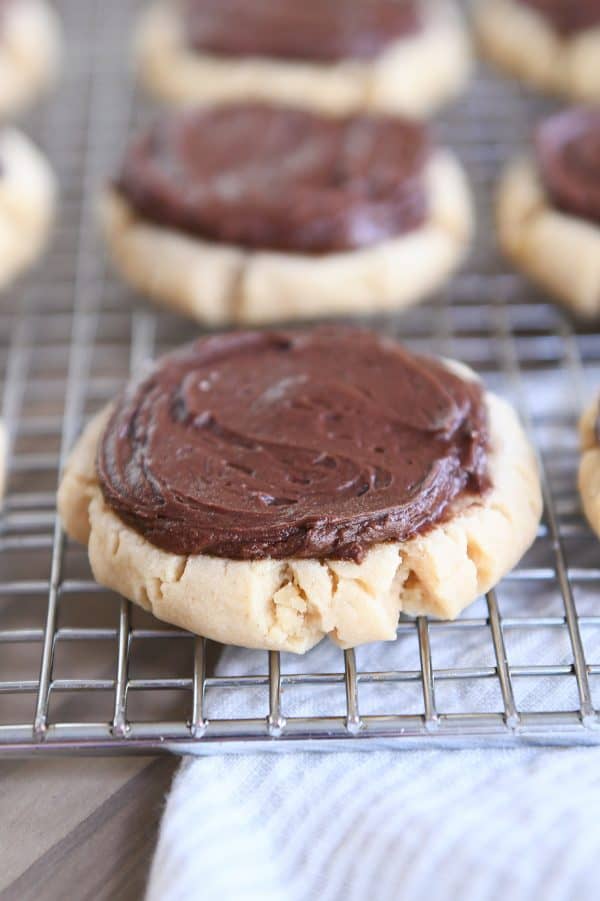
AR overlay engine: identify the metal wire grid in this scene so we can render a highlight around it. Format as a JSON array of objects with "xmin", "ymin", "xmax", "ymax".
[{"xmin": 0, "ymin": 0, "xmax": 599, "ymax": 754}]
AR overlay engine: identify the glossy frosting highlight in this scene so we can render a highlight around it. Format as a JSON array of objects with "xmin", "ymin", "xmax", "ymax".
[{"xmin": 97, "ymin": 329, "xmax": 489, "ymax": 562}]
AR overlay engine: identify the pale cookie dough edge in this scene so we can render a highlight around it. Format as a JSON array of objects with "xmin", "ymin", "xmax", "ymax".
[
  {"xmin": 473, "ymin": 0, "xmax": 600, "ymax": 101},
  {"xmin": 0, "ymin": 0, "xmax": 62, "ymax": 117},
  {"xmin": 0, "ymin": 418, "xmax": 6, "ymax": 500},
  {"xmin": 135, "ymin": 0, "xmax": 472, "ymax": 117},
  {"xmin": 57, "ymin": 383, "xmax": 542, "ymax": 654},
  {"xmin": 0, "ymin": 128, "xmax": 57, "ymax": 290},
  {"xmin": 100, "ymin": 149, "xmax": 474, "ymax": 326},
  {"xmin": 497, "ymin": 157, "xmax": 600, "ymax": 318},
  {"xmin": 579, "ymin": 400, "xmax": 600, "ymax": 539}
]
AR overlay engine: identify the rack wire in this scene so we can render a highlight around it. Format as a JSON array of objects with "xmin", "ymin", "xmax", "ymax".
[{"xmin": 0, "ymin": 0, "xmax": 599, "ymax": 754}]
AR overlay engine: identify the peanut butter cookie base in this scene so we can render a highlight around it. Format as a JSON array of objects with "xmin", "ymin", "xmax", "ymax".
[
  {"xmin": 498, "ymin": 157, "xmax": 600, "ymax": 318},
  {"xmin": 475, "ymin": 0, "xmax": 600, "ymax": 101},
  {"xmin": 0, "ymin": 128, "xmax": 56, "ymax": 290},
  {"xmin": 0, "ymin": 0, "xmax": 61, "ymax": 116},
  {"xmin": 579, "ymin": 402, "xmax": 600, "ymax": 539}
]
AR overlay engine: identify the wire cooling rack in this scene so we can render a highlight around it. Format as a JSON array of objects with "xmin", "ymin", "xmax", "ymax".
[{"xmin": 0, "ymin": 0, "xmax": 599, "ymax": 755}]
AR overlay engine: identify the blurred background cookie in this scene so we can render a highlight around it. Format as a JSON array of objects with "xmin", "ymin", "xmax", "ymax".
[
  {"xmin": 474, "ymin": 0, "xmax": 600, "ymax": 101},
  {"xmin": 0, "ymin": 0, "xmax": 61, "ymax": 117},
  {"xmin": 136, "ymin": 0, "xmax": 472, "ymax": 119},
  {"xmin": 497, "ymin": 107, "xmax": 600, "ymax": 319},
  {"xmin": 0, "ymin": 127, "xmax": 56, "ymax": 289},
  {"xmin": 101, "ymin": 104, "xmax": 473, "ymax": 324},
  {"xmin": 579, "ymin": 398, "xmax": 600, "ymax": 540}
]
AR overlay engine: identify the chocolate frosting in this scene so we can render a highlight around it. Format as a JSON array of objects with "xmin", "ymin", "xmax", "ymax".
[
  {"xmin": 535, "ymin": 107, "xmax": 600, "ymax": 224},
  {"xmin": 97, "ymin": 329, "xmax": 489, "ymax": 562},
  {"xmin": 518, "ymin": 0, "xmax": 600, "ymax": 35},
  {"xmin": 116, "ymin": 105, "xmax": 430, "ymax": 255},
  {"xmin": 181, "ymin": 0, "xmax": 421, "ymax": 63}
]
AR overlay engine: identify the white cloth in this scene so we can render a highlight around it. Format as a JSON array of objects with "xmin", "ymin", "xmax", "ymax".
[
  {"xmin": 146, "ymin": 607, "xmax": 600, "ymax": 901},
  {"xmin": 148, "ymin": 748, "xmax": 600, "ymax": 901},
  {"xmin": 147, "ymin": 369, "xmax": 600, "ymax": 901}
]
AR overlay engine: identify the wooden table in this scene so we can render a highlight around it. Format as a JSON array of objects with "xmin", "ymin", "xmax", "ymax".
[{"xmin": 0, "ymin": 755, "xmax": 178, "ymax": 901}]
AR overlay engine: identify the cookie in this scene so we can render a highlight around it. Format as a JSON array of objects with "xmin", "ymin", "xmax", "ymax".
[
  {"xmin": 0, "ymin": 0, "xmax": 61, "ymax": 116},
  {"xmin": 474, "ymin": 0, "xmax": 600, "ymax": 101},
  {"xmin": 0, "ymin": 419, "xmax": 6, "ymax": 500},
  {"xmin": 58, "ymin": 329, "xmax": 542, "ymax": 654},
  {"xmin": 0, "ymin": 127, "xmax": 56, "ymax": 290},
  {"xmin": 497, "ymin": 107, "xmax": 600, "ymax": 318},
  {"xmin": 136, "ymin": 0, "xmax": 472, "ymax": 119},
  {"xmin": 101, "ymin": 105, "xmax": 473, "ymax": 325},
  {"xmin": 579, "ymin": 400, "xmax": 600, "ymax": 538}
]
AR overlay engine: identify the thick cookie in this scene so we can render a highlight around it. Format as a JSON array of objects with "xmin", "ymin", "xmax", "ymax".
[
  {"xmin": 136, "ymin": 0, "xmax": 471, "ymax": 119},
  {"xmin": 0, "ymin": 419, "xmax": 5, "ymax": 500},
  {"xmin": 101, "ymin": 106, "xmax": 473, "ymax": 325},
  {"xmin": 0, "ymin": 0, "xmax": 61, "ymax": 116},
  {"xmin": 497, "ymin": 108, "xmax": 600, "ymax": 318},
  {"xmin": 474, "ymin": 0, "xmax": 600, "ymax": 101},
  {"xmin": 579, "ymin": 400, "xmax": 600, "ymax": 538},
  {"xmin": 58, "ymin": 330, "xmax": 542, "ymax": 654},
  {"xmin": 0, "ymin": 128, "xmax": 56, "ymax": 290}
]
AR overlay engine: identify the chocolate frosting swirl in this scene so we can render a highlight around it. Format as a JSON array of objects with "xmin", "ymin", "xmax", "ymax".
[
  {"xmin": 518, "ymin": 0, "xmax": 600, "ymax": 35},
  {"xmin": 97, "ymin": 329, "xmax": 489, "ymax": 562},
  {"xmin": 182, "ymin": 0, "xmax": 421, "ymax": 63},
  {"xmin": 535, "ymin": 107, "xmax": 600, "ymax": 224},
  {"xmin": 116, "ymin": 105, "xmax": 430, "ymax": 255}
]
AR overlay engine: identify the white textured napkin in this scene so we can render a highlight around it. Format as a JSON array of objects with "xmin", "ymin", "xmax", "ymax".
[
  {"xmin": 146, "ymin": 613, "xmax": 600, "ymax": 901},
  {"xmin": 148, "ymin": 746, "xmax": 600, "ymax": 901}
]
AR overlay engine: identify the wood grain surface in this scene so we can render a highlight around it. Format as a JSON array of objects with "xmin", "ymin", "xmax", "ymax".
[{"xmin": 0, "ymin": 756, "xmax": 179, "ymax": 901}]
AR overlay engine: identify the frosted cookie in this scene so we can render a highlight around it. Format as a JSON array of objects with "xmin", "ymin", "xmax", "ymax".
[
  {"xmin": 0, "ymin": 418, "xmax": 5, "ymax": 500},
  {"xmin": 101, "ymin": 104, "xmax": 473, "ymax": 325},
  {"xmin": 579, "ymin": 400, "xmax": 600, "ymax": 538},
  {"xmin": 0, "ymin": 127, "xmax": 56, "ymax": 289},
  {"xmin": 136, "ymin": 0, "xmax": 471, "ymax": 119},
  {"xmin": 0, "ymin": 0, "xmax": 61, "ymax": 117},
  {"xmin": 58, "ymin": 328, "xmax": 542, "ymax": 653},
  {"xmin": 498, "ymin": 107, "xmax": 600, "ymax": 318},
  {"xmin": 474, "ymin": 0, "xmax": 600, "ymax": 101}
]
